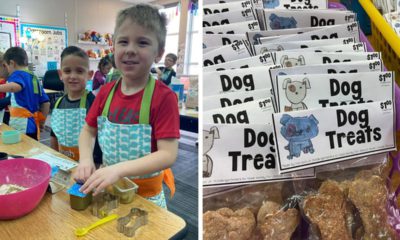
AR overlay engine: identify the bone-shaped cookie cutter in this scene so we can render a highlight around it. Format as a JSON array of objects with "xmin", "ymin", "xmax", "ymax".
[
  {"xmin": 117, "ymin": 208, "xmax": 148, "ymax": 237},
  {"xmin": 91, "ymin": 192, "xmax": 119, "ymax": 218}
]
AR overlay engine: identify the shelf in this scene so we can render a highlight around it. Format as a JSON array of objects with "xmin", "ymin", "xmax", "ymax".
[{"xmin": 77, "ymin": 40, "xmax": 110, "ymax": 46}]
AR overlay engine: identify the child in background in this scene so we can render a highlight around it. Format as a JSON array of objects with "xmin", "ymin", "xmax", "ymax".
[
  {"xmin": 1, "ymin": 47, "xmax": 50, "ymax": 140},
  {"xmin": 92, "ymin": 55, "xmax": 112, "ymax": 94},
  {"xmin": 50, "ymin": 46, "xmax": 102, "ymax": 164},
  {"xmin": 105, "ymin": 54, "xmax": 122, "ymax": 83},
  {"xmin": 75, "ymin": 4, "xmax": 180, "ymax": 208},
  {"xmin": 151, "ymin": 53, "xmax": 177, "ymax": 86},
  {"xmin": 0, "ymin": 52, "xmax": 10, "ymax": 124}
]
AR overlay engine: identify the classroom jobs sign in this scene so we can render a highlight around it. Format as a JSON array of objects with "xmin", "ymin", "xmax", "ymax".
[{"xmin": 203, "ymin": 124, "xmax": 315, "ymax": 187}]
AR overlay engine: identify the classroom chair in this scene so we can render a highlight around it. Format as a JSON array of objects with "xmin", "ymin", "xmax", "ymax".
[{"xmin": 43, "ymin": 69, "xmax": 64, "ymax": 91}]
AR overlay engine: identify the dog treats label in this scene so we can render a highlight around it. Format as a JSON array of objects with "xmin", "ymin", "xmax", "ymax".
[
  {"xmin": 269, "ymin": 60, "xmax": 383, "ymax": 99},
  {"xmin": 272, "ymin": 101, "xmax": 396, "ymax": 173},
  {"xmin": 247, "ymin": 26, "xmax": 324, "ymax": 44},
  {"xmin": 275, "ymin": 51, "xmax": 381, "ymax": 68},
  {"xmin": 204, "ymin": 98, "xmax": 275, "ymax": 124},
  {"xmin": 203, "ymin": 20, "xmax": 260, "ymax": 34},
  {"xmin": 203, "ymin": 66, "xmax": 275, "ymax": 96},
  {"xmin": 204, "ymin": 34, "xmax": 246, "ymax": 49},
  {"xmin": 253, "ymin": 37, "xmax": 356, "ymax": 55},
  {"xmin": 203, "ymin": 52, "xmax": 277, "ymax": 72},
  {"xmin": 203, "ymin": 8, "xmax": 255, "ymax": 28},
  {"xmin": 203, "ymin": 40, "xmax": 252, "ymax": 67},
  {"xmin": 204, "ymin": 88, "xmax": 272, "ymax": 111},
  {"xmin": 253, "ymin": 0, "xmax": 328, "ymax": 9},
  {"xmin": 275, "ymin": 71, "xmax": 394, "ymax": 112},
  {"xmin": 261, "ymin": 22, "xmax": 360, "ymax": 44},
  {"xmin": 284, "ymin": 43, "xmax": 365, "ymax": 53},
  {"xmin": 203, "ymin": 124, "xmax": 316, "ymax": 186},
  {"xmin": 258, "ymin": 9, "xmax": 356, "ymax": 30},
  {"xmin": 203, "ymin": 1, "xmax": 253, "ymax": 15}
]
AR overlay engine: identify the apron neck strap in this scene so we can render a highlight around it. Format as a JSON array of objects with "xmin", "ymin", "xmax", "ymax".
[
  {"xmin": 102, "ymin": 76, "xmax": 155, "ymax": 124},
  {"xmin": 54, "ymin": 91, "xmax": 88, "ymax": 109},
  {"xmin": 20, "ymin": 69, "xmax": 41, "ymax": 96}
]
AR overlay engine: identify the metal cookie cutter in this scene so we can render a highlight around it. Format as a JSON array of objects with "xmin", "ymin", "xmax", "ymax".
[
  {"xmin": 91, "ymin": 192, "xmax": 119, "ymax": 218},
  {"xmin": 117, "ymin": 208, "xmax": 148, "ymax": 237}
]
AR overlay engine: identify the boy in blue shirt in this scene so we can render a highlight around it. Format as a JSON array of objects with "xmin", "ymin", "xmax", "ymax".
[{"xmin": 1, "ymin": 47, "xmax": 50, "ymax": 140}]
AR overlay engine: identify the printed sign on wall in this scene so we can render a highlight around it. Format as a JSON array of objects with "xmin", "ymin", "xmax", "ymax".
[
  {"xmin": 20, "ymin": 23, "xmax": 68, "ymax": 77},
  {"xmin": 0, "ymin": 16, "xmax": 20, "ymax": 51}
]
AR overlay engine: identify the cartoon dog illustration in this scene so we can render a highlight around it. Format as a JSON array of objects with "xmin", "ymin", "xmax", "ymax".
[
  {"xmin": 263, "ymin": 0, "xmax": 280, "ymax": 8},
  {"xmin": 260, "ymin": 45, "xmax": 284, "ymax": 54},
  {"xmin": 203, "ymin": 126, "xmax": 220, "ymax": 178},
  {"xmin": 283, "ymin": 77, "xmax": 311, "ymax": 111},
  {"xmin": 280, "ymin": 114, "xmax": 319, "ymax": 159},
  {"xmin": 269, "ymin": 14, "xmax": 297, "ymax": 29},
  {"xmin": 280, "ymin": 55, "xmax": 306, "ymax": 68}
]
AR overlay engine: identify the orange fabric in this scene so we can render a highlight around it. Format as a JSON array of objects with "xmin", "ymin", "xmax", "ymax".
[
  {"xmin": 58, "ymin": 145, "xmax": 79, "ymax": 161},
  {"xmin": 132, "ymin": 168, "xmax": 175, "ymax": 198},
  {"xmin": 9, "ymin": 107, "xmax": 45, "ymax": 140}
]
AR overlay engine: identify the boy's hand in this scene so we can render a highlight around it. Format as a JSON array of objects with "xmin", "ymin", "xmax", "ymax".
[
  {"xmin": 73, "ymin": 161, "xmax": 96, "ymax": 184},
  {"xmin": 79, "ymin": 164, "xmax": 121, "ymax": 196}
]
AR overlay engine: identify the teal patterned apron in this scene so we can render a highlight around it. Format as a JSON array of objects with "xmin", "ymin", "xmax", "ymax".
[
  {"xmin": 97, "ymin": 76, "xmax": 166, "ymax": 208},
  {"xmin": 50, "ymin": 92, "xmax": 88, "ymax": 161}
]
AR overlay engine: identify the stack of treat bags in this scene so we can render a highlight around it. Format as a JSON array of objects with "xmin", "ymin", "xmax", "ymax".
[{"xmin": 202, "ymin": 0, "xmax": 400, "ymax": 239}]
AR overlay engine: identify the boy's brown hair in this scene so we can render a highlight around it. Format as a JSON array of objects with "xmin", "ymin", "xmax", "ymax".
[
  {"xmin": 60, "ymin": 46, "xmax": 89, "ymax": 68},
  {"xmin": 114, "ymin": 4, "xmax": 167, "ymax": 51},
  {"xmin": 3, "ymin": 47, "xmax": 29, "ymax": 67},
  {"xmin": 165, "ymin": 53, "xmax": 178, "ymax": 63}
]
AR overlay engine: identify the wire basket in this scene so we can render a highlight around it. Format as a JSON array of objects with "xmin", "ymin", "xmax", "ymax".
[{"xmin": 359, "ymin": 0, "xmax": 400, "ymax": 84}]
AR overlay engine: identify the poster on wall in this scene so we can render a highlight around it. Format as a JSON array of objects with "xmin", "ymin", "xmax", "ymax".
[
  {"xmin": 20, "ymin": 23, "xmax": 68, "ymax": 77},
  {"xmin": 0, "ymin": 32, "xmax": 12, "ymax": 52},
  {"xmin": 0, "ymin": 16, "xmax": 20, "ymax": 51}
]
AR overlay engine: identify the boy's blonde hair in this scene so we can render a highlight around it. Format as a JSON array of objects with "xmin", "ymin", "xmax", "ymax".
[{"xmin": 114, "ymin": 4, "xmax": 167, "ymax": 52}]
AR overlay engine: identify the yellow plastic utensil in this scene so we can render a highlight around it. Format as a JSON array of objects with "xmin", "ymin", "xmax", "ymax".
[{"xmin": 74, "ymin": 213, "xmax": 119, "ymax": 237}]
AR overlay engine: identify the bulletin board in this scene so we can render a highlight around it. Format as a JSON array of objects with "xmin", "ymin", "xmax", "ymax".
[
  {"xmin": 20, "ymin": 23, "xmax": 68, "ymax": 77},
  {"xmin": 0, "ymin": 16, "xmax": 20, "ymax": 52}
]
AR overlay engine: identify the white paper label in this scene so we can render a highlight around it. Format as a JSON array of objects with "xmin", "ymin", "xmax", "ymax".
[
  {"xmin": 253, "ymin": 37, "xmax": 356, "ymax": 54},
  {"xmin": 204, "ymin": 33, "xmax": 246, "ymax": 49},
  {"xmin": 204, "ymin": 98, "xmax": 275, "ymax": 124},
  {"xmin": 275, "ymin": 51, "xmax": 381, "ymax": 68},
  {"xmin": 203, "ymin": 20, "xmax": 260, "ymax": 34},
  {"xmin": 203, "ymin": 40, "xmax": 252, "ymax": 67},
  {"xmin": 203, "ymin": 66, "xmax": 275, "ymax": 96},
  {"xmin": 272, "ymin": 101, "xmax": 396, "ymax": 173},
  {"xmin": 204, "ymin": 88, "xmax": 272, "ymax": 111},
  {"xmin": 203, "ymin": 52, "xmax": 277, "ymax": 72},
  {"xmin": 261, "ymin": 22, "xmax": 361, "ymax": 44},
  {"xmin": 260, "ymin": 9, "xmax": 356, "ymax": 30},
  {"xmin": 203, "ymin": 124, "xmax": 316, "ymax": 186},
  {"xmin": 275, "ymin": 71, "xmax": 394, "ymax": 111},
  {"xmin": 203, "ymin": 8, "xmax": 255, "ymax": 27}
]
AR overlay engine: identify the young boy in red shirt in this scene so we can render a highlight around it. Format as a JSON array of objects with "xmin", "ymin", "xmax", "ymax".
[{"xmin": 75, "ymin": 4, "xmax": 180, "ymax": 208}]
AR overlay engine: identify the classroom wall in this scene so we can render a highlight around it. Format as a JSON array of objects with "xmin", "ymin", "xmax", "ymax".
[{"xmin": 0, "ymin": 0, "xmax": 133, "ymax": 45}]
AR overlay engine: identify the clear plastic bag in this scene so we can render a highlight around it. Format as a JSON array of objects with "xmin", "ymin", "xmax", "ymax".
[{"xmin": 203, "ymin": 154, "xmax": 400, "ymax": 240}]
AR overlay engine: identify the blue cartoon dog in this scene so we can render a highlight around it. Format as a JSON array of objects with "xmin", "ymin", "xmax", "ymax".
[
  {"xmin": 280, "ymin": 114, "xmax": 319, "ymax": 159},
  {"xmin": 269, "ymin": 14, "xmax": 297, "ymax": 30},
  {"xmin": 263, "ymin": 0, "xmax": 279, "ymax": 8}
]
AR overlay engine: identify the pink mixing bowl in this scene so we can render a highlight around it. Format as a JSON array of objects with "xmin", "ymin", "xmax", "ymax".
[{"xmin": 0, "ymin": 158, "xmax": 51, "ymax": 220}]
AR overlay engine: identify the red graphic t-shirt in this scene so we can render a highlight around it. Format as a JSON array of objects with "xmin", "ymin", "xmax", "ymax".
[{"xmin": 86, "ymin": 80, "xmax": 180, "ymax": 152}]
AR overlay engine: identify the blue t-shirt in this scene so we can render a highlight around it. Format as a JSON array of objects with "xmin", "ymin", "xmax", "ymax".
[{"xmin": 8, "ymin": 70, "xmax": 50, "ymax": 133}]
